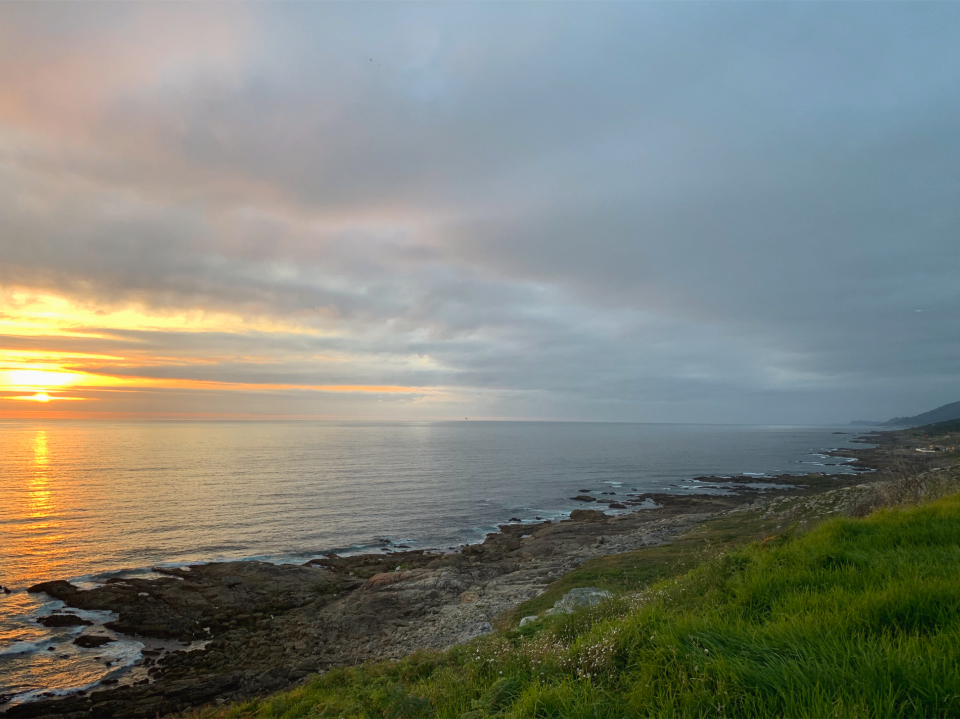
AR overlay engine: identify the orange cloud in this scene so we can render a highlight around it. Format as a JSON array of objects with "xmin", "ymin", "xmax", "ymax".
[
  {"xmin": 0, "ymin": 287, "xmax": 452, "ymax": 419},
  {"xmin": 0, "ymin": 289, "xmax": 325, "ymax": 339}
]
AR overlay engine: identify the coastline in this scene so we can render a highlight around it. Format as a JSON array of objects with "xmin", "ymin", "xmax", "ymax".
[{"xmin": 3, "ymin": 429, "xmax": 928, "ymax": 719}]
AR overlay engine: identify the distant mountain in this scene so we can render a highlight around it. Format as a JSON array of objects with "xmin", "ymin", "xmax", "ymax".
[{"xmin": 882, "ymin": 400, "xmax": 960, "ymax": 428}]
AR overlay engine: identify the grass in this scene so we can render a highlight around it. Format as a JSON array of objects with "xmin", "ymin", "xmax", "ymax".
[
  {"xmin": 498, "ymin": 509, "xmax": 775, "ymax": 628},
  {"xmin": 187, "ymin": 492, "xmax": 960, "ymax": 719}
]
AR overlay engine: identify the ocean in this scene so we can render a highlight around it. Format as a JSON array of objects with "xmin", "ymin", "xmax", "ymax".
[{"xmin": 0, "ymin": 420, "xmax": 869, "ymax": 703}]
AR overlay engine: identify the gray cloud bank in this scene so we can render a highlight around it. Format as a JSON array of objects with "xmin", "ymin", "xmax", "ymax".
[{"xmin": 1, "ymin": 3, "xmax": 958, "ymax": 422}]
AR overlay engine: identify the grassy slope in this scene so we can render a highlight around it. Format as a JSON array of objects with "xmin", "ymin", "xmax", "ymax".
[
  {"xmin": 497, "ymin": 509, "xmax": 775, "ymax": 628},
  {"xmin": 189, "ymin": 493, "xmax": 960, "ymax": 719}
]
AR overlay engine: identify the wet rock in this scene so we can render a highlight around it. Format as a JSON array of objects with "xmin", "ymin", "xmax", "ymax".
[
  {"xmin": 571, "ymin": 495, "xmax": 596, "ymax": 502},
  {"xmin": 28, "ymin": 580, "xmax": 79, "ymax": 598},
  {"xmin": 37, "ymin": 614, "xmax": 92, "ymax": 627},
  {"xmin": 74, "ymin": 635, "xmax": 114, "ymax": 648}
]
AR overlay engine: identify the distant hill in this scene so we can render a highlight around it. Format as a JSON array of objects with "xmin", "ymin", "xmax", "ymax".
[
  {"xmin": 883, "ymin": 400, "xmax": 960, "ymax": 428},
  {"xmin": 915, "ymin": 417, "xmax": 960, "ymax": 434}
]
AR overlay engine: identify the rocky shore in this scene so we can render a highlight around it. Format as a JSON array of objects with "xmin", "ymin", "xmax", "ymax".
[{"xmin": 4, "ymin": 431, "xmax": 926, "ymax": 719}]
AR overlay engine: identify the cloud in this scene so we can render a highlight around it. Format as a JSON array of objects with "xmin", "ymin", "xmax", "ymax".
[{"xmin": 0, "ymin": 3, "xmax": 958, "ymax": 422}]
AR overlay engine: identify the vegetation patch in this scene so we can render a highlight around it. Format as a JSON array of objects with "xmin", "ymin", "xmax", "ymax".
[{"xmin": 187, "ymin": 492, "xmax": 960, "ymax": 719}]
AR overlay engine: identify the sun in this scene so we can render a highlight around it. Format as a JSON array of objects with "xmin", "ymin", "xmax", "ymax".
[{"xmin": 32, "ymin": 393, "xmax": 52, "ymax": 402}]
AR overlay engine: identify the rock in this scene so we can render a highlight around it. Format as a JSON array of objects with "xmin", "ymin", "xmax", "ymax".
[
  {"xmin": 608, "ymin": 502, "xmax": 627, "ymax": 509},
  {"xmin": 518, "ymin": 615, "xmax": 539, "ymax": 627},
  {"xmin": 222, "ymin": 576, "xmax": 243, "ymax": 588},
  {"xmin": 570, "ymin": 495, "xmax": 596, "ymax": 502},
  {"xmin": 74, "ymin": 635, "xmax": 114, "ymax": 648},
  {"xmin": 551, "ymin": 587, "xmax": 613, "ymax": 614},
  {"xmin": 569, "ymin": 509, "xmax": 607, "ymax": 522},
  {"xmin": 27, "ymin": 580, "xmax": 78, "ymax": 598},
  {"xmin": 37, "ymin": 614, "xmax": 92, "ymax": 628},
  {"xmin": 459, "ymin": 591, "xmax": 479, "ymax": 604},
  {"xmin": 458, "ymin": 622, "xmax": 493, "ymax": 643}
]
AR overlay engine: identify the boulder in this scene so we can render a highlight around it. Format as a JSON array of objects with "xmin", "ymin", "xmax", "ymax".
[
  {"xmin": 546, "ymin": 587, "xmax": 613, "ymax": 615},
  {"xmin": 569, "ymin": 509, "xmax": 607, "ymax": 522}
]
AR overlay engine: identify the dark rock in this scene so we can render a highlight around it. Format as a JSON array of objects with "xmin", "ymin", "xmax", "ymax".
[
  {"xmin": 28, "ymin": 580, "xmax": 79, "ymax": 598},
  {"xmin": 570, "ymin": 495, "xmax": 596, "ymax": 502},
  {"xmin": 608, "ymin": 502, "xmax": 627, "ymax": 509},
  {"xmin": 74, "ymin": 635, "xmax": 114, "ymax": 648},
  {"xmin": 569, "ymin": 509, "xmax": 607, "ymax": 522},
  {"xmin": 37, "ymin": 614, "xmax": 92, "ymax": 627}
]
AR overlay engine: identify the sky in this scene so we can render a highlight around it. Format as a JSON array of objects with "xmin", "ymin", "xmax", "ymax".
[{"xmin": 0, "ymin": 2, "xmax": 958, "ymax": 424}]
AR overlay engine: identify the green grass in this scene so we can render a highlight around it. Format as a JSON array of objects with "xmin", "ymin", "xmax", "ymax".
[
  {"xmin": 189, "ymin": 494, "xmax": 960, "ymax": 719},
  {"xmin": 498, "ymin": 509, "xmax": 775, "ymax": 628}
]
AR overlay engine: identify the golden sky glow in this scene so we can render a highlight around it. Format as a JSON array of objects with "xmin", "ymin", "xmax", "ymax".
[
  {"xmin": 0, "ymin": 289, "xmax": 324, "ymax": 340},
  {"xmin": 0, "ymin": 287, "xmax": 445, "ymax": 418}
]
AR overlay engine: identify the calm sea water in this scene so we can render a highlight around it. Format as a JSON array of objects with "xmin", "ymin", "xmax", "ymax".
[{"xmin": 0, "ymin": 420, "xmax": 868, "ymax": 703}]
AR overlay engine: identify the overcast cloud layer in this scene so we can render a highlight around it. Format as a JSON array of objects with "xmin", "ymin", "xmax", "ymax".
[{"xmin": 1, "ymin": 3, "xmax": 958, "ymax": 423}]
